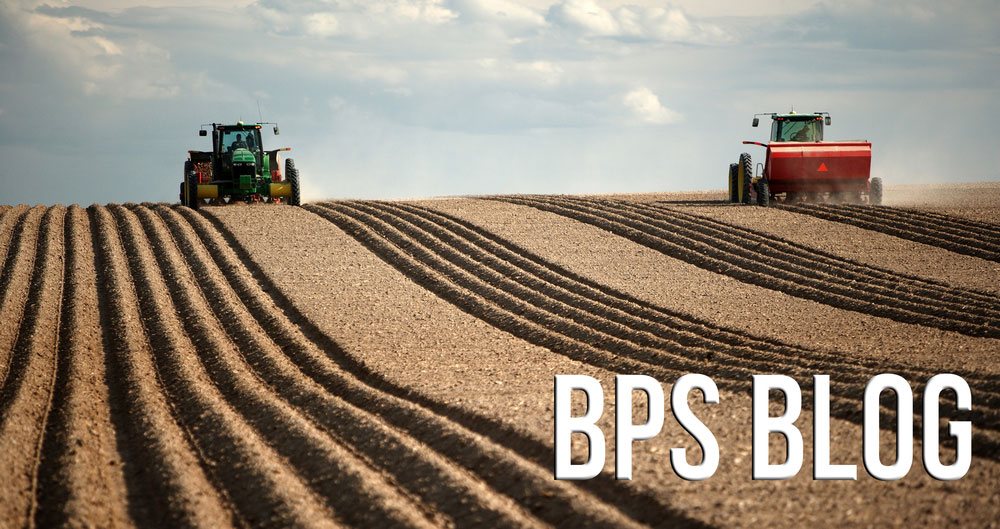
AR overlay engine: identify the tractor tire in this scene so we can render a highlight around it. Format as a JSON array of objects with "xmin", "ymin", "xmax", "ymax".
[
  {"xmin": 186, "ymin": 172, "xmax": 199, "ymax": 210},
  {"xmin": 182, "ymin": 160, "xmax": 197, "ymax": 208},
  {"xmin": 757, "ymin": 179, "xmax": 770, "ymax": 207},
  {"xmin": 739, "ymin": 152, "xmax": 753, "ymax": 205},
  {"xmin": 286, "ymin": 158, "xmax": 301, "ymax": 206},
  {"xmin": 869, "ymin": 177, "xmax": 883, "ymax": 206},
  {"xmin": 729, "ymin": 163, "xmax": 739, "ymax": 203}
]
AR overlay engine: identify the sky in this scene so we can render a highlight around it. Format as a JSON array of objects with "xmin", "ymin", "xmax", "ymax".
[{"xmin": 0, "ymin": 0, "xmax": 998, "ymax": 205}]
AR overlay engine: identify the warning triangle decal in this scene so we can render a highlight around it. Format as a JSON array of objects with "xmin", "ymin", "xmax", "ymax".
[{"xmin": 817, "ymin": 162, "xmax": 828, "ymax": 172}]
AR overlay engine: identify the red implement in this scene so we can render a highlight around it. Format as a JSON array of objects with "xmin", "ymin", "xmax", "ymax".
[{"xmin": 765, "ymin": 141, "xmax": 871, "ymax": 193}]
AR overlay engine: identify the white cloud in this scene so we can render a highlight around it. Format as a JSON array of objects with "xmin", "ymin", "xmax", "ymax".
[
  {"xmin": 545, "ymin": 0, "xmax": 727, "ymax": 43},
  {"xmin": 304, "ymin": 12, "xmax": 339, "ymax": 37},
  {"xmin": 448, "ymin": 0, "xmax": 546, "ymax": 27},
  {"xmin": 0, "ymin": 0, "xmax": 996, "ymax": 207},
  {"xmin": 251, "ymin": 0, "xmax": 458, "ymax": 38},
  {"xmin": 546, "ymin": 0, "xmax": 619, "ymax": 36},
  {"xmin": 623, "ymin": 87, "xmax": 681, "ymax": 125},
  {"xmin": 91, "ymin": 35, "xmax": 122, "ymax": 55}
]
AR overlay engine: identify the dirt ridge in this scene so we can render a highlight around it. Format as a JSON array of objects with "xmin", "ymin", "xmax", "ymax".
[
  {"xmin": 0, "ymin": 206, "xmax": 64, "ymax": 529},
  {"xmin": 2, "ymin": 192, "xmax": 997, "ymax": 528},
  {"xmin": 639, "ymin": 200, "xmax": 1000, "ymax": 308},
  {"xmin": 383, "ymin": 200, "xmax": 1000, "ymax": 400},
  {"xmin": 90, "ymin": 205, "xmax": 236, "ymax": 528},
  {"xmin": 309, "ymin": 201, "xmax": 1000, "ymax": 462},
  {"xmin": 0, "ymin": 207, "xmax": 44, "ymax": 386},
  {"xmin": 187, "ymin": 205, "xmax": 680, "ymax": 529},
  {"xmin": 494, "ymin": 196, "xmax": 999, "ymax": 338},
  {"xmin": 780, "ymin": 203, "xmax": 1000, "ymax": 262},
  {"xmin": 840, "ymin": 204, "xmax": 1000, "ymax": 243},
  {"xmin": 141, "ymin": 203, "xmax": 528, "ymax": 529},
  {"xmin": 550, "ymin": 196, "xmax": 1000, "ymax": 326},
  {"xmin": 33, "ymin": 205, "xmax": 132, "ymax": 528}
]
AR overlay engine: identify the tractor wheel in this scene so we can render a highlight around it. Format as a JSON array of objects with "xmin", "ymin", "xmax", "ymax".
[
  {"xmin": 182, "ymin": 160, "xmax": 193, "ymax": 207},
  {"xmin": 869, "ymin": 177, "xmax": 883, "ymax": 206},
  {"xmin": 729, "ymin": 163, "xmax": 739, "ymax": 203},
  {"xmin": 739, "ymin": 152, "xmax": 752, "ymax": 205},
  {"xmin": 186, "ymin": 172, "xmax": 200, "ymax": 210},
  {"xmin": 183, "ymin": 160, "xmax": 200, "ymax": 209},
  {"xmin": 286, "ymin": 158, "xmax": 301, "ymax": 206},
  {"xmin": 757, "ymin": 179, "xmax": 770, "ymax": 207}
]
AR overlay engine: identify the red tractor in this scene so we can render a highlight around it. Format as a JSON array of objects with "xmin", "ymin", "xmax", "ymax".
[{"xmin": 730, "ymin": 111, "xmax": 881, "ymax": 206}]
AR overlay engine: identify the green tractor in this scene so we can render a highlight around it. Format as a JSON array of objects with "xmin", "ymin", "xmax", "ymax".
[{"xmin": 180, "ymin": 121, "xmax": 300, "ymax": 208}]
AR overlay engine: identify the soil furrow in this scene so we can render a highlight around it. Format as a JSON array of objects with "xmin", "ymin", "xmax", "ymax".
[
  {"xmin": 816, "ymin": 204, "xmax": 1000, "ymax": 252},
  {"xmin": 148, "ymin": 203, "xmax": 556, "ymax": 528},
  {"xmin": 0, "ymin": 205, "xmax": 28, "ymax": 277},
  {"xmin": 33, "ymin": 205, "xmax": 132, "ymax": 529},
  {"xmin": 354, "ymin": 199, "xmax": 1000, "ymax": 437},
  {"xmin": 314, "ymin": 202, "xmax": 858, "ymax": 427},
  {"xmin": 497, "ymin": 196, "xmax": 999, "ymax": 338},
  {"xmin": 398, "ymin": 199, "xmax": 1000, "ymax": 441},
  {"xmin": 882, "ymin": 206, "xmax": 1000, "ymax": 232},
  {"xmin": 146, "ymin": 205, "xmax": 548, "ymax": 529},
  {"xmin": 89, "ymin": 205, "xmax": 236, "ymax": 528},
  {"xmin": 318, "ymin": 200, "xmax": 1000, "ymax": 459},
  {"xmin": 197, "ymin": 205, "xmax": 698, "ymax": 529},
  {"xmin": 319, "ymin": 201, "xmax": 717, "ymax": 379},
  {"xmin": 834, "ymin": 204, "xmax": 1000, "ymax": 246},
  {"xmin": 138, "ymin": 203, "xmax": 480, "ymax": 529},
  {"xmin": 0, "ymin": 206, "xmax": 64, "ymax": 529},
  {"xmin": 379, "ymin": 200, "xmax": 1000, "ymax": 407},
  {"xmin": 780, "ymin": 203, "xmax": 1000, "ymax": 262},
  {"xmin": 634, "ymin": 200, "xmax": 1000, "ymax": 310},
  {"xmin": 0, "ymin": 206, "xmax": 44, "ymax": 386},
  {"xmin": 352, "ymin": 201, "xmax": 834, "ymax": 379},
  {"xmin": 108, "ymin": 204, "xmax": 342, "ymax": 529},
  {"xmin": 556, "ymin": 196, "xmax": 1000, "ymax": 324},
  {"xmin": 396, "ymin": 201, "xmax": 1000, "ymax": 390}
]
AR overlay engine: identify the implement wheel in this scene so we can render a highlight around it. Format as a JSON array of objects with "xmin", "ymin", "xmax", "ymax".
[
  {"xmin": 869, "ymin": 177, "xmax": 883, "ymax": 206},
  {"xmin": 739, "ymin": 152, "xmax": 752, "ymax": 205},
  {"xmin": 286, "ymin": 158, "xmax": 301, "ymax": 207},
  {"xmin": 756, "ymin": 179, "xmax": 770, "ymax": 207}
]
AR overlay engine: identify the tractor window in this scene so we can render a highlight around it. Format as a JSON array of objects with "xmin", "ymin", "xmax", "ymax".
[
  {"xmin": 774, "ymin": 119, "xmax": 823, "ymax": 142},
  {"xmin": 220, "ymin": 129, "xmax": 262, "ymax": 152}
]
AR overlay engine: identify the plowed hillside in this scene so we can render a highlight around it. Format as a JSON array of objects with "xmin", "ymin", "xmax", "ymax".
[{"xmin": 0, "ymin": 184, "xmax": 998, "ymax": 528}]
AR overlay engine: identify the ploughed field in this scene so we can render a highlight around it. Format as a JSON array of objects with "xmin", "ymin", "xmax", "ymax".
[{"xmin": 1, "ymin": 182, "xmax": 998, "ymax": 528}]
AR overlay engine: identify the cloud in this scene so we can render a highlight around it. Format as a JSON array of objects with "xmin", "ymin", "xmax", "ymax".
[
  {"xmin": 304, "ymin": 12, "xmax": 339, "ymax": 37},
  {"xmin": 623, "ymin": 87, "xmax": 681, "ymax": 125},
  {"xmin": 546, "ymin": 0, "xmax": 619, "ymax": 36},
  {"xmin": 770, "ymin": 0, "xmax": 1000, "ymax": 51},
  {"xmin": 0, "ymin": 0, "xmax": 997, "ymax": 207},
  {"xmin": 250, "ymin": 0, "xmax": 458, "ymax": 38},
  {"xmin": 545, "ymin": 1, "xmax": 727, "ymax": 43},
  {"xmin": 446, "ymin": 0, "xmax": 546, "ymax": 28}
]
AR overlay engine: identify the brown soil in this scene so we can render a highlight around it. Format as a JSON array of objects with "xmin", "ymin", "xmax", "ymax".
[{"xmin": 0, "ymin": 183, "xmax": 998, "ymax": 528}]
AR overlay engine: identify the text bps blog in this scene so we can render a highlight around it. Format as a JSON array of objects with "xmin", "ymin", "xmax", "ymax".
[{"xmin": 554, "ymin": 374, "xmax": 971, "ymax": 481}]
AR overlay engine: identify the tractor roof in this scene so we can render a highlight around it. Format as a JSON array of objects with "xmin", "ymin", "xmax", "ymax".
[
  {"xmin": 773, "ymin": 112, "xmax": 822, "ymax": 120},
  {"xmin": 217, "ymin": 122, "xmax": 261, "ymax": 130}
]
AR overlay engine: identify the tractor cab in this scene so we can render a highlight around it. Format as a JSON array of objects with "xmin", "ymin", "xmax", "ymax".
[
  {"xmin": 753, "ymin": 112, "xmax": 831, "ymax": 143},
  {"xmin": 217, "ymin": 124, "xmax": 263, "ymax": 154}
]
